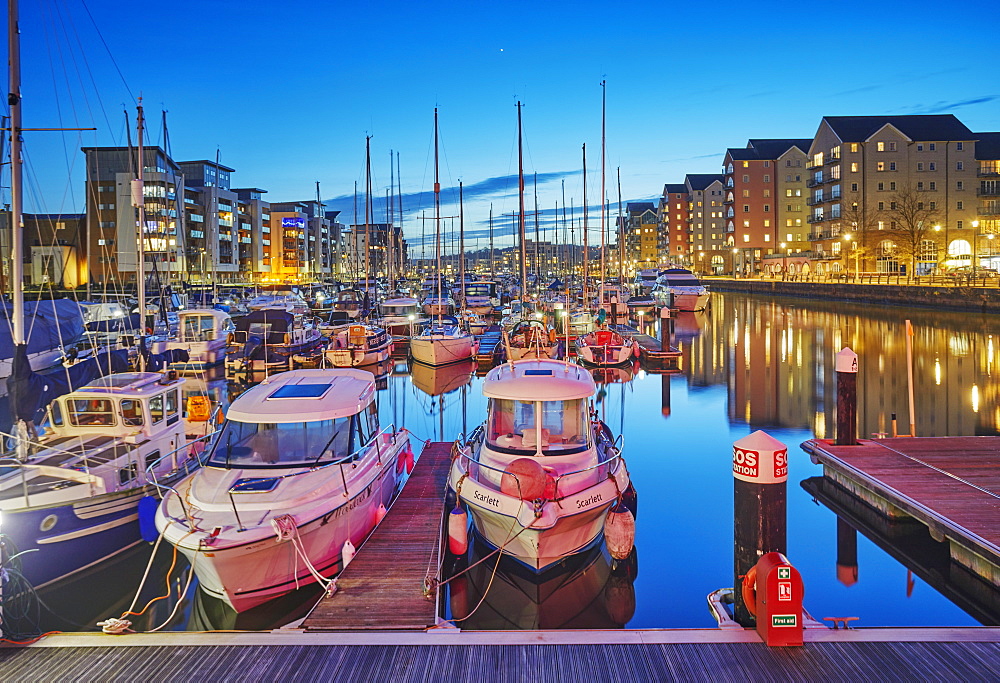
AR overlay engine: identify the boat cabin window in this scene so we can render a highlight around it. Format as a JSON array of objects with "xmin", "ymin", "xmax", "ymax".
[
  {"xmin": 487, "ymin": 398, "xmax": 589, "ymax": 454},
  {"xmin": 68, "ymin": 398, "xmax": 116, "ymax": 427},
  {"xmin": 165, "ymin": 390, "xmax": 178, "ymax": 420},
  {"xmin": 50, "ymin": 401, "xmax": 64, "ymax": 427},
  {"xmin": 209, "ymin": 417, "xmax": 355, "ymax": 468},
  {"xmin": 149, "ymin": 394, "xmax": 164, "ymax": 424},
  {"xmin": 182, "ymin": 315, "xmax": 220, "ymax": 342},
  {"xmin": 120, "ymin": 399, "xmax": 144, "ymax": 427}
]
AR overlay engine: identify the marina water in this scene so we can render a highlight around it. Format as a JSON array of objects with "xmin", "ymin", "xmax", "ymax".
[{"xmin": 26, "ymin": 292, "xmax": 998, "ymax": 632}]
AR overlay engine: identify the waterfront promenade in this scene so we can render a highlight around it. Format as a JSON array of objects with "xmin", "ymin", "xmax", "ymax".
[
  {"xmin": 705, "ymin": 274, "xmax": 1000, "ymax": 314},
  {"xmin": 4, "ymin": 628, "xmax": 1000, "ymax": 682}
]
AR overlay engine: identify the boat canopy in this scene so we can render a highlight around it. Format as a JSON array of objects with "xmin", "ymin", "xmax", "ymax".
[
  {"xmin": 233, "ymin": 309, "xmax": 294, "ymax": 345},
  {"xmin": 483, "ymin": 359, "xmax": 594, "ymax": 402},
  {"xmin": 177, "ymin": 309, "xmax": 234, "ymax": 342},
  {"xmin": 226, "ymin": 368, "xmax": 375, "ymax": 423},
  {"xmin": 0, "ymin": 299, "xmax": 84, "ymax": 362},
  {"xmin": 658, "ymin": 268, "xmax": 703, "ymax": 286}
]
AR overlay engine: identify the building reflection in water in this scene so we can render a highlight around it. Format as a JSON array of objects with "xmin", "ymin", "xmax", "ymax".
[{"xmin": 682, "ymin": 293, "xmax": 1000, "ymax": 437}]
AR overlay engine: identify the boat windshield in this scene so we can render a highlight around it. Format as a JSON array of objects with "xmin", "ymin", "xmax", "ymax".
[
  {"xmin": 486, "ymin": 398, "xmax": 589, "ymax": 454},
  {"xmin": 464, "ymin": 284, "xmax": 493, "ymax": 297},
  {"xmin": 208, "ymin": 417, "xmax": 354, "ymax": 469}
]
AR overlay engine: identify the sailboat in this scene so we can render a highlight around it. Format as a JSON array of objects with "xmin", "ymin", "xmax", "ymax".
[
  {"xmin": 409, "ymin": 109, "xmax": 479, "ymax": 367},
  {"xmin": 324, "ymin": 138, "xmax": 392, "ymax": 368},
  {"xmin": 0, "ymin": 78, "xmax": 219, "ymax": 589},
  {"xmin": 504, "ymin": 103, "xmax": 559, "ymax": 361}
]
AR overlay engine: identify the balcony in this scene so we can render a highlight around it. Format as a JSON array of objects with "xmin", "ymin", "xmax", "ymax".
[
  {"xmin": 826, "ymin": 154, "xmax": 841, "ymax": 165},
  {"xmin": 978, "ymin": 168, "xmax": 1000, "ymax": 177},
  {"xmin": 978, "ymin": 206, "xmax": 1000, "ymax": 216},
  {"xmin": 977, "ymin": 188, "xmax": 1000, "ymax": 197},
  {"xmin": 807, "ymin": 215, "xmax": 827, "ymax": 224}
]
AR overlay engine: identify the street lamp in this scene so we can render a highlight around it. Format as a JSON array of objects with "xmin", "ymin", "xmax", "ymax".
[
  {"xmin": 780, "ymin": 242, "xmax": 787, "ymax": 279},
  {"xmin": 972, "ymin": 220, "xmax": 980, "ymax": 276},
  {"xmin": 731, "ymin": 248, "xmax": 739, "ymax": 278},
  {"xmin": 843, "ymin": 234, "xmax": 858, "ymax": 277}
]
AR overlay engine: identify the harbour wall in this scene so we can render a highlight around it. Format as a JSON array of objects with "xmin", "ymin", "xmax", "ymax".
[{"xmin": 706, "ymin": 279, "xmax": 1000, "ymax": 314}]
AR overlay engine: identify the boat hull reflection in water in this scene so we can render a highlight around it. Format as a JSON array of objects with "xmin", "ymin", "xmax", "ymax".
[{"xmin": 447, "ymin": 540, "xmax": 638, "ymax": 629}]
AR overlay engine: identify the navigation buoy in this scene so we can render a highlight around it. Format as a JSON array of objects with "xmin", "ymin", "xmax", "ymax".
[
  {"xmin": 448, "ymin": 507, "xmax": 469, "ymax": 555},
  {"xmin": 605, "ymin": 500, "xmax": 636, "ymax": 560},
  {"xmin": 342, "ymin": 539, "xmax": 356, "ymax": 568},
  {"xmin": 500, "ymin": 458, "xmax": 547, "ymax": 500},
  {"xmin": 374, "ymin": 503, "xmax": 387, "ymax": 524}
]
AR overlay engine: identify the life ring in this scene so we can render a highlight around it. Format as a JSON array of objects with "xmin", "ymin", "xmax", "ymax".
[{"xmin": 741, "ymin": 565, "xmax": 758, "ymax": 616}]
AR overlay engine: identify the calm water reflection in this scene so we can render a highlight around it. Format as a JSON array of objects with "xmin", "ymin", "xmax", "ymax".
[{"xmin": 28, "ymin": 292, "xmax": 1000, "ymax": 633}]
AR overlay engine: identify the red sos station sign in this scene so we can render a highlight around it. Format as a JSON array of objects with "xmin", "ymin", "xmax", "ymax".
[{"xmin": 733, "ymin": 430, "xmax": 788, "ymax": 484}]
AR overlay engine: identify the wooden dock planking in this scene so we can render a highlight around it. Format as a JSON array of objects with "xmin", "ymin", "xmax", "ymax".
[
  {"xmin": 302, "ymin": 441, "xmax": 453, "ymax": 631},
  {"xmin": 802, "ymin": 436, "xmax": 1000, "ymax": 584}
]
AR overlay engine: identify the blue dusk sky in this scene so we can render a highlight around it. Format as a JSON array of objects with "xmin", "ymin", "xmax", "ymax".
[{"xmin": 5, "ymin": 0, "xmax": 998, "ymax": 252}]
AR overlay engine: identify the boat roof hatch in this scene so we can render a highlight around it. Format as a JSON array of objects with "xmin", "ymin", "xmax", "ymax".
[
  {"xmin": 483, "ymin": 360, "xmax": 595, "ymax": 401},
  {"xmin": 226, "ymin": 369, "xmax": 375, "ymax": 423}
]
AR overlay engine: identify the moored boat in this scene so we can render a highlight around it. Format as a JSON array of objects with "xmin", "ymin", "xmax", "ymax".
[
  {"xmin": 154, "ymin": 368, "xmax": 412, "ymax": 612},
  {"xmin": 574, "ymin": 327, "xmax": 638, "ymax": 366},
  {"xmin": 652, "ymin": 268, "xmax": 710, "ymax": 312},
  {"xmin": 324, "ymin": 323, "xmax": 392, "ymax": 367},
  {"xmin": 449, "ymin": 358, "xmax": 631, "ymax": 572}
]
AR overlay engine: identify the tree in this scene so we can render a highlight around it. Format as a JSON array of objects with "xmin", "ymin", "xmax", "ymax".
[
  {"xmin": 839, "ymin": 200, "xmax": 883, "ymax": 273},
  {"xmin": 885, "ymin": 185, "xmax": 941, "ymax": 276}
]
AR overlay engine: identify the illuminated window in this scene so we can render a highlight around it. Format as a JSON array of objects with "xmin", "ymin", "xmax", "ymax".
[
  {"xmin": 851, "ymin": 163, "xmax": 859, "ymax": 172},
  {"xmin": 877, "ymin": 142, "xmax": 885, "ymax": 151}
]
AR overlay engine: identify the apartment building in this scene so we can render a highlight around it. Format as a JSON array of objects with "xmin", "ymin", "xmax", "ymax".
[
  {"xmin": 657, "ymin": 183, "xmax": 689, "ymax": 266},
  {"xmin": 82, "ymin": 146, "xmax": 185, "ymax": 286},
  {"xmin": 723, "ymin": 139, "xmax": 811, "ymax": 275},
  {"xmin": 233, "ymin": 188, "xmax": 272, "ymax": 281},
  {"xmin": 178, "ymin": 160, "xmax": 240, "ymax": 283},
  {"xmin": 624, "ymin": 202, "xmax": 658, "ymax": 271},
  {"xmin": 806, "ymin": 115, "xmax": 978, "ymax": 274},
  {"xmin": 976, "ymin": 132, "xmax": 1000, "ymax": 269},
  {"xmin": 684, "ymin": 174, "xmax": 727, "ymax": 274}
]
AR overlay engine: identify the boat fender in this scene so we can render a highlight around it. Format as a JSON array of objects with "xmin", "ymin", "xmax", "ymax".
[
  {"xmin": 548, "ymin": 328, "xmax": 557, "ymax": 344},
  {"xmin": 137, "ymin": 495, "xmax": 160, "ymax": 542},
  {"xmin": 632, "ymin": 342, "xmax": 641, "ymax": 359},
  {"xmin": 226, "ymin": 332, "xmax": 235, "ymax": 345},
  {"xmin": 374, "ymin": 503, "xmax": 388, "ymax": 525},
  {"xmin": 621, "ymin": 483, "xmax": 638, "ymax": 520},
  {"xmin": 605, "ymin": 500, "xmax": 636, "ymax": 560},
  {"xmin": 448, "ymin": 507, "xmax": 469, "ymax": 555},
  {"xmin": 450, "ymin": 573, "xmax": 470, "ymax": 619},
  {"xmin": 396, "ymin": 449, "xmax": 407, "ymax": 474},
  {"xmin": 405, "ymin": 448, "xmax": 415, "ymax": 474},
  {"xmin": 741, "ymin": 566, "xmax": 758, "ymax": 616},
  {"xmin": 342, "ymin": 539, "xmax": 356, "ymax": 568},
  {"xmin": 500, "ymin": 458, "xmax": 547, "ymax": 501}
]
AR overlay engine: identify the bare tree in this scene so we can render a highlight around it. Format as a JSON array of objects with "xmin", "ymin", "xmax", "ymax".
[
  {"xmin": 885, "ymin": 185, "xmax": 941, "ymax": 276},
  {"xmin": 839, "ymin": 200, "xmax": 883, "ymax": 273}
]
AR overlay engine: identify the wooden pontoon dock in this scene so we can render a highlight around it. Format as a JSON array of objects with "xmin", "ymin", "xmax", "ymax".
[
  {"xmin": 300, "ymin": 441, "xmax": 452, "ymax": 631},
  {"xmin": 612, "ymin": 324, "xmax": 682, "ymax": 372},
  {"xmin": 802, "ymin": 436, "xmax": 1000, "ymax": 590}
]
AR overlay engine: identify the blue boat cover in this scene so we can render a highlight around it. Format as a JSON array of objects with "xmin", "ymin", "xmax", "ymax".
[
  {"xmin": 5, "ymin": 343, "xmax": 131, "ymax": 425},
  {"xmin": 0, "ymin": 299, "xmax": 84, "ymax": 362}
]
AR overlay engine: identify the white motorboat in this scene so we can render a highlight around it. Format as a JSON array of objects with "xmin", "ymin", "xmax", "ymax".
[
  {"xmin": 652, "ymin": 268, "xmax": 710, "ymax": 312},
  {"xmin": 162, "ymin": 309, "xmax": 235, "ymax": 373},
  {"xmin": 595, "ymin": 283, "xmax": 631, "ymax": 321},
  {"xmin": 324, "ymin": 323, "xmax": 392, "ymax": 367},
  {"xmin": 409, "ymin": 316, "xmax": 479, "ymax": 366},
  {"xmin": 155, "ymin": 368, "xmax": 412, "ymax": 612},
  {"xmin": 449, "ymin": 358, "xmax": 630, "ymax": 572},
  {"xmin": 458, "ymin": 281, "xmax": 499, "ymax": 315},
  {"xmin": 574, "ymin": 327, "xmax": 638, "ymax": 367},
  {"xmin": 379, "ymin": 297, "xmax": 426, "ymax": 337},
  {"xmin": 421, "ymin": 296, "xmax": 456, "ymax": 317}
]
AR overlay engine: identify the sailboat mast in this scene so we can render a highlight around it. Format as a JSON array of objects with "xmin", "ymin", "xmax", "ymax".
[
  {"xmin": 459, "ymin": 180, "xmax": 465, "ymax": 303},
  {"xmin": 517, "ymin": 101, "xmax": 527, "ymax": 305},
  {"xmin": 433, "ymin": 108, "xmax": 442, "ymax": 306},
  {"xmin": 316, "ymin": 180, "xmax": 323, "ymax": 280},
  {"xmin": 364, "ymin": 135, "xmax": 372, "ymax": 295},
  {"xmin": 600, "ymin": 79, "xmax": 606, "ymax": 297},
  {"xmin": 489, "ymin": 204, "xmax": 494, "ymax": 276},
  {"xmin": 8, "ymin": 0, "xmax": 24, "ymax": 344},
  {"xmin": 533, "ymin": 172, "xmax": 540, "ymax": 288},
  {"xmin": 617, "ymin": 167, "xmax": 625, "ymax": 281},
  {"xmin": 136, "ymin": 102, "xmax": 147, "ymax": 346},
  {"xmin": 582, "ymin": 143, "xmax": 589, "ymax": 307},
  {"xmin": 388, "ymin": 150, "xmax": 394, "ymax": 289}
]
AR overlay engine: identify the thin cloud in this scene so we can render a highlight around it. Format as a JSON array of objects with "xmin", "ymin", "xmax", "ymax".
[{"xmin": 899, "ymin": 96, "xmax": 997, "ymax": 114}]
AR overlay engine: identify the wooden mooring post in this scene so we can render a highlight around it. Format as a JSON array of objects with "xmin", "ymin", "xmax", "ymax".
[{"xmin": 835, "ymin": 347, "xmax": 858, "ymax": 446}]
